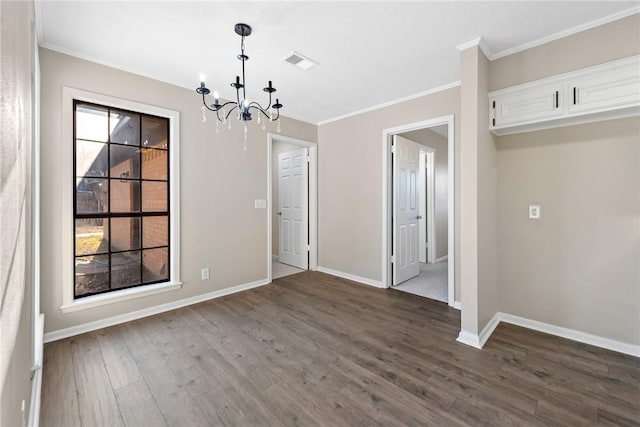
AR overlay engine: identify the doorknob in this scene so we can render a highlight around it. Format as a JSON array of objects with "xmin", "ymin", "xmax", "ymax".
[
  {"xmin": 278, "ymin": 212, "xmax": 282, "ymax": 216},
  {"xmin": 417, "ymin": 215, "xmax": 422, "ymax": 219}
]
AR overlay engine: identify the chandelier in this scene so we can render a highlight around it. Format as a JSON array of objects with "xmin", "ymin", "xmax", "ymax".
[{"xmin": 196, "ymin": 23, "xmax": 283, "ymax": 149}]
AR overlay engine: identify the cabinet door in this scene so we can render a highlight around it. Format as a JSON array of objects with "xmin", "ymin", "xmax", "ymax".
[
  {"xmin": 491, "ymin": 83, "xmax": 563, "ymax": 129},
  {"xmin": 568, "ymin": 57, "xmax": 640, "ymax": 114}
]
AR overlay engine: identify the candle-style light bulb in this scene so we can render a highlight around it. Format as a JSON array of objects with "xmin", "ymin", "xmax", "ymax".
[
  {"xmin": 199, "ymin": 73, "xmax": 206, "ymax": 84},
  {"xmin": 213, "ymin": 90, "xmax": 219, "ymax": 105}
]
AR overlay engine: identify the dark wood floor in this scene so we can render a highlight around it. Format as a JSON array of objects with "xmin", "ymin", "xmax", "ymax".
[{"xmin": 41, "ymin": 271, "xmax": 640, "ymax": 426}]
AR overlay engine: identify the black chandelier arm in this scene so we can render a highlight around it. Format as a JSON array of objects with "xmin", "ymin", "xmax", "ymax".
[
  {"xmin": 202, "ymin": 103, "xmax": 218, "ymax": 112},
  {"xmin": 248, "ymin": 101, "xmax": 269, "ymax": 112},
  {"xmin": 215, "ymin": 103, "xmax": 237, "ymax": 122},
  {"xmin": 201, "ymin": 95, "xmax": 238, "ymax": 113},
  {"xmin": 200, "ymin": 93, "xmax": 219, "ymax": 112},
  {"xmin": 248, "ymin": 88, "xmax": 274, "ymax": 112},
  {"xmin": 224, "ymin": 104, "xmax": 240, "ymax": 121},
  {"xmin": 216, "ymin": 100, "xmax": 237, "ymax": 111},
  {"xmin": 248, "ymin": 105, "xmax": 272, "ymax": 120}
]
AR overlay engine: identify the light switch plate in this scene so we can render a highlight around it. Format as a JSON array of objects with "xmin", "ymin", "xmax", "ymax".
[
  {"xmin": 201, "ymin": 268, "xmax": 210, "ymax": 280},
  {"xmin": 529, "ymin": 205, "xmax": 541, "ymax": 219},
  {"xmin": 254, "ymin": 199, "xmax": 267, "ymax": 209}
]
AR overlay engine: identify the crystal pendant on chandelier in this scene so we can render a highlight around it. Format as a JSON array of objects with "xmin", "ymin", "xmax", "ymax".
[
  {"xmin": 243, "ymin": 123, "xmax": 248, "ymax": 151},
  {"xmin": 195, "ymin": 23, "xmax": 284, "ymax": 148}
]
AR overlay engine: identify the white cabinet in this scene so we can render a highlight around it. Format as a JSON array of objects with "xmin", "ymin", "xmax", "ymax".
[
  {"xmin": 568, "ymin": 58, "xmax": 640, "ymax": 115},
  {"xmin": 492, "ymin": 83, "xmax": 563, "ymax": 128},
  {"xmin": 489, "ymin": 55, "xmax": 640, "ymax": 135}
]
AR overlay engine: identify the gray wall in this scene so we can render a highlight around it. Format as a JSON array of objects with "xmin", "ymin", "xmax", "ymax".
[
  {"xmin": 318, "ymin": 86, "xmax": 462, "ymax": 301},
  {"xmin": 459, "ymin": 44, "xmax": 500, "ymax": 336},
  {"xmin": 401, "ymin": 128, "xmax": 449, "ymax": 260},
  {"xmin": 491, "ymin": 14, "xmax": 640, "ymax": 345},
  {"xmin": 0, "ymin": 1, "xmax": 35, "ymax": 424},
  {"xmin": 40, "ymin": 48, "xmax": 317, "ymax": 333},
  {"xmin": 497, "ymin": 118, "xmax": 640, "ymax": 345},
  {"xmin": 476, "ymin": 47, "xmax": 500, "ymax": 334}
]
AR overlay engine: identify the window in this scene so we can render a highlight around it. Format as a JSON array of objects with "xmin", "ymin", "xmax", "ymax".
[
  {"xmin": 62, "ymin": 87, "xmax": 180, "ymax": 312},
  {"xmin": 73, "ymin": 101, "xmax": 171, "ymax": 298}
]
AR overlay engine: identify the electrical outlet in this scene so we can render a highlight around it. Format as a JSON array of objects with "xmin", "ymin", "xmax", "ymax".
[
  {"xmin": 201, "ymin": 268, "xmax": 210, "ymax": 280},
  {"xmin": 529, "ymin": 205, "xmax": 541, "ymax": 219}
]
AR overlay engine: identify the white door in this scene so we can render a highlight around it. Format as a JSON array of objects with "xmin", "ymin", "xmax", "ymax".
[
  {"xmin": 278, "ymin": 148, "xmax": 308, "ymax": 269},
  {"xmin": 393, "ymin": 135, "xmax": 420, "ymax": 285}
]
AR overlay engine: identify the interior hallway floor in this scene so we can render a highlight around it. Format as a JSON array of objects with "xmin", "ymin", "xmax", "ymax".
[
  {"xmin": 272, "ymin": 258, "xmax": 305, "ymax": 279},
  {"xmin": 40, "ymin": 271, "xmax": 640, "ymax": 426},
  {"xmin": 394, "ymin": 259, "xmax": 448, "ymax": 303}
]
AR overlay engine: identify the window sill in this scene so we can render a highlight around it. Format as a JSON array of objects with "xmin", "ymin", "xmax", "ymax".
[{"xmin": 60, "ymin": 281, "xmax": 182, "ymax": 314}]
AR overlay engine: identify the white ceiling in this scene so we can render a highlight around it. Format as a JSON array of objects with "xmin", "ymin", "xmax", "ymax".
[{"xmin": 37, "ymin": 1, "xmax": 638, "ymax": 124}]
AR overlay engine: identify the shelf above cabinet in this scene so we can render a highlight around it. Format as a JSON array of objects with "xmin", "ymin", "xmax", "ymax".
[{"xmin": 489, "ymin": 55, "xmax": 640, "ymax": 136}]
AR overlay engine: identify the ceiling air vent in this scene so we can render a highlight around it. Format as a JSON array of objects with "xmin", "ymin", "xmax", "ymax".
[{"xmin": 283, "ymin": 51, "xmax": 317, "ymax": 71}]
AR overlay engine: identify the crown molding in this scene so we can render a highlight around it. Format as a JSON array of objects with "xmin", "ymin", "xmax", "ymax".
[
  {"xmin": 456, "ymin": 36, "xmax": 492, "ymax": 59},
  {"xmin": 316, "ymin": 81, "xmax": 461, "ymax": 126},
  {"xmin": 490, "ymin": 6, "xmax": 640, "ymax": 60}
]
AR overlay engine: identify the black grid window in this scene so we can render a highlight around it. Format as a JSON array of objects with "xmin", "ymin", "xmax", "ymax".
[{"xmin": 73, "ymin": 101, "xmax": 171, "ymax": 298}]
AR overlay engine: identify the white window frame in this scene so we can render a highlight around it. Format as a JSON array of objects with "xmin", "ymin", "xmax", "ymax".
[{"xmin": 61, "ymin": 87, "xmax": 181, "ymax": 313}]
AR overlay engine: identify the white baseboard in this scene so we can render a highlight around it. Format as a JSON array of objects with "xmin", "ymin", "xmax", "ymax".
[
  {"xmin": 272, "ymin": 255, "xmax": 278, "ymax": 261},
  {"xmin": 44, "ymin": 278, "xmax": 270, "ymax": 343},
  {"xmin": 316, "ymin": 266, "xmax": 385, "ymax": 288},
  {"xmin": 456, "ymin": 330, "xmax": 481, "ymax": 348},
  {"xmin": 451, "ymin": 301, "xmax": 462, "ymax": 310},
  {"xmin": 479, "ymin": 312, "xmax": 501, "ymax": 347},
  {"xmin": 435, "ymin": 255, "xmax": 448, "ymax": 263},
  {"xmin": 499, "ymin": 312, "xmax": 640, "ymax": 358},
  {"xmin": 28, "ymin": 313, "xmax": 45, "ymax": 427},
  {"xmin": 457, "ymin": 311, "xmax": 500, "ymax": 349},
  {"xmin": 457, "ymin": 311, "xmax": 640, "ymax": 357}
]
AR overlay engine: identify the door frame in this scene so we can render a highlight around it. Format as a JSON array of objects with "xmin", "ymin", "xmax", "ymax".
[
  {"xmin": 267, "ymin": 133, "xmax": 318, "ymax": 282},
  {"xmin": 382, "ymin": 115, "xmax": 456, "ymax": 307},
  {"xmin": 418, "ymin": 148, "xmax": 436, "ymax": 264}
]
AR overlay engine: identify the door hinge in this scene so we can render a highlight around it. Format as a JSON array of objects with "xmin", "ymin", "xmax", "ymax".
[
  {"xmin": 307, "ymin": 155, "xmax": 311, "ymax": 163},
  {"xmin": 391, "ymin": 143, "xmax": 396, "ymax": 154},
  {"xmin": 390, "ymin": 255, "xmax": 395, "ymax": 264},
  {"xmin": 306, "ymin": 245, "xmax": 310, "ymax": 251}
]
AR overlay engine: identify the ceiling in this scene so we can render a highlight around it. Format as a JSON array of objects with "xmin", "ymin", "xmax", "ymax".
[{"xmin": 36, "ymin": 1, "xmax": 638, "ymax": 125}]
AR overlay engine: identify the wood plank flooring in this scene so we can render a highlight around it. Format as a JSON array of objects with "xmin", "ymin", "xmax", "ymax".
[{"xmin": 41, "ymin": 271, "xmax": 640, "ymax": 426}]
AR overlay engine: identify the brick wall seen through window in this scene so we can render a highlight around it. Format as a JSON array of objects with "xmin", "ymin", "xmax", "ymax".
[{"xmin": 74, "ymin": 101, "xmax": 170, "ymax": 298}]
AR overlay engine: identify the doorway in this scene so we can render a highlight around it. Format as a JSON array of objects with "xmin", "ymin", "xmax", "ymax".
[
  {"xmin": 268, "ymin": 134, "xmax": 317, "ymax": 281},
  {"xmin": 382, "ymin": 116, "xmax": 456, "ymax": 306}
]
